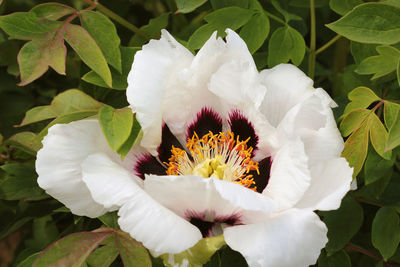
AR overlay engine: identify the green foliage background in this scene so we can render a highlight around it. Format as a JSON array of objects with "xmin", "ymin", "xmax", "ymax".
[{"xmin": 1, "ymin": 0, "xmax": 400, "ymax": 266}]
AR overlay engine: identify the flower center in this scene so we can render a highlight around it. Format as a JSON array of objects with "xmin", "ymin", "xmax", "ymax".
[{"xmin": 165, "ymin": 131, "xmax": 259, "ymax": 191}]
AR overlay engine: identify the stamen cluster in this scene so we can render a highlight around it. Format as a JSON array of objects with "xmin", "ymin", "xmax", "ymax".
[{"xmin": 165, "ymin": 131, "xmax": 259, "ymax": 190}]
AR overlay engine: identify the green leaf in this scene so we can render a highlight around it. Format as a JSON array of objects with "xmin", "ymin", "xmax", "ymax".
[
  {"xmin": 0, "ymin": 12, "xmax": 61, "ymax": 40},
  {"xmin": 364, "ymin": 148, "xmax": 394, "ymax": 185},
  {"xmin": 271, "ymin": 0, "xmax": 302, "ymax": 22},
  {"xmin": 384, "ymin": 101, "xmax": 400, "ymax": 129},
  {"xmin": 318, "ymin": 250, "xmax": 351, "ymax": 267},
  {"xmin": 343, "ymin": 86, "xmax": 381, "ymax": 116},
  {"xmin": 369, "ymin": 113, "xmax": 391, "ymax": 159},
  {"xmin": 63, "ymin": 24, "xmax": 112, "ymax": 87},
  {"xmin": 86, "ymin": 244, "xmax": 119, "ymax": 267},
  {"xmin": 321, "ymin": 196, "xmax": 363, "ymax": 254},
  {"xmin": 329, "ymin": 0, "xmax": 362, "ymax": 15},
  {"xmin": 117, "ymin": 116, "xmax": 142, "ymax": 158},
  {"xmin": 18, "ymin": 253, "xmax": 41, "ymax": 267},
  {"xmin": 386, "ymin": 110, "xmax": 400, "ymax": 151},
  {"xmin": 267, "ymin": 26, "xmax": 305, "ymax": 67},
  {"xmin": 0, "ymin": 162, "xmax": 47, "ymax": 201},
  {"xmin": 350, "ymin": 42, "xmax": 378, "ymax": 65},
  {"xmin": 210, "ymin": 0, "xmax": 249, "ymax": 9},
  {"xmin": 204, "ymin": 7, "xmax": 255, "ymax": 32},
  {"xmin": 188, "ymin": 24, "xmax": 216, "ymax": 50},
  {"xmin": 114, "ymin": 231, "xmax": 151, "ymax": 267},
  {"xmin": 175, "ymin": 0, "xmax": 208, "ymax": 13},
  {"xmin": 80, "ymin": 11, "xmax": 122, "ymax": 73},
  {"xmin": 82, "ymin": 47, "xmax": 139, "ymax": 90},
  {"xmin": 98, "ymin": 212, "xmax": 119, "ymax": 229},
  {"xmin": 372, "ymin": 207, "xmax": 400, "ymax": 260},
  {"xmin": 340, "ymin": 109, "xmax": 371, "ymax": 137},
  {"xmin": 239, "ymin": 12, "xmax": 270, "ymax": 54},
  {"xmin": 99, "ymin": 106, "xmax": 134, "ymax": 152},
  {"xmin": 34, "ymin": 231, "xmax": 111, "ymax": 267},
  {"xmin": 19, "ymin": 89, "xmax": 103, "ymax": 126},
  {"xmin": 17, "ymin": 32, "xmax": 66, "ymax": 85},
  {"xmin": 341, "ymin": 119, "xmax": 369, "ymax": 177},
  {"xmin": 160, "ymin": 235, "xmax": 225, "ymax": 267},
  {"xmin": 326, "ymin": 3, "xmax": 400, "ymax": 45},
  {"xmin": 30, "ymin": 3, "xmax": 75, "ymax": 21},
  {"xmin": 7, "ymin": 132, "xmax": 42, "ymax": 155},
  {"xmin": 355, "ymin": 45, "xmax": 400, "ymax": 80},
  {"xmin": 398, "ymin": 57, "xmax": 400, "ymax": 87},
  {"xmin": 129, "ymin": 14, "xmax": 169, "ymax": 47}
]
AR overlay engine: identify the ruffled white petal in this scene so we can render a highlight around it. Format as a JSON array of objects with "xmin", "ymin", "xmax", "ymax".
[
  {"xmin": 36, "ymin": 120, "xmax": 110, "ymax": 218},
  {"xmin": 224, "ymin": 209, "xmax": 328, "ymax": 267},
  {"xmin": 262, "ymin": 138, "xmax": 311, "ymax": 210},
  {"xmin": 118, "ymin": 190, "xmax": 202, "ymax": 256},
  {"xmin": 127, "ymin": 30, "xmax": 194, "ymax": 155},
  {"xmin": 259, "ymin": 64, "xmax": 314, "ymax": 127},
  {"xmin": 295, "ymin": 158, "xmax": 353, "ymax": 211},
  {"xmin": 81, "ymin": 153, "xmax": 143, "ymax": 210},
  {"xmin": 144, "ymin": 175, "xmax": 276, "ymax": 223}
]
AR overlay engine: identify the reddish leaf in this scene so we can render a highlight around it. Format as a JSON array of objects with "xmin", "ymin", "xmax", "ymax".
[
  {"xmin": 114, "ymin": 231, "xmax": 151, "ymax": 267},
  {"xmin": 30, "ymin": 3, "xmax": 76, "ymax": 21}
]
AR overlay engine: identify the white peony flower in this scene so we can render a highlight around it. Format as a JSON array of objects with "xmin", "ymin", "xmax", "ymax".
[{"xmin": 36, "ymin": 29, "xmax": 353, "ymax": 267}]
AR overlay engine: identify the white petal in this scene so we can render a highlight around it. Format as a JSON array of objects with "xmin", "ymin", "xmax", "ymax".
[
  {"xmin": 296, "ymin": 158, "xmax": 353, "ymax": 211},
  {"xmin": 118, "ymin": 190, "xmax": 202, "ymax": 256},
  {"xmin": 224, "ymin": 209, "xmax": 328, "ymax": 267},
  {"xmin": 259, "ymin": 64, "xmax": 314, "ymax": 127},
  {"xmin": 127, "ymin": 30, "xmax": 194, "ymax": 155},
  {"xmin": 144, "ymin": 175, "xmax": 276, "ymax": 223},
  {"xmin": 36, "ymin": 120, "xmax": 110, "ymax": 217},
  {"xmin": 263, "ymin": 139, "xmax": 311, "ymax": 210},
  {"xmin": 81, "ymin": 153, "xmax": 143, "ymax": 210}
]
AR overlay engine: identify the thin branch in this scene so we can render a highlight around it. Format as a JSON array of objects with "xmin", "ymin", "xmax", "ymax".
[
  {"xmin": 264, "ymin": 10, "xmax": 286, "ymax": 25},
  {"xmin": 315, "ymin": 35, "xmax": 341, "ymax": 55},
  {"xmin": 308, "ymin": 0, "xmax": 316, "ymax": 79},
  {"xmin": 346, "ymin": 243, "xmax": 400, "ymax": 267}
]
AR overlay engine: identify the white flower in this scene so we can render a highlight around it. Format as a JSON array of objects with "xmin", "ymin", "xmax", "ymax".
[{"xmin": 36, "ymin": 29, "xmax": 353, "ymax": 267}]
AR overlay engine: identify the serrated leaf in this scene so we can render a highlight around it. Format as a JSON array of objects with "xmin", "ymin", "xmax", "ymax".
[
  {"xmin": 355, "ymin": 45, "xmax": 400, "ymax": 80},
  {"xmin": 176, "ymin": 0, "xmax": 208, "ymax": 13},
  {"xmin": 386, "ymin": 110, "xmax": 400, "ymax": 151},
  {"xmin": 99, "ymin": 106, "xmax": 134, "ymax": 152},
  {"xmin": 364, "ymin": 148, "xmax": 394, "ymax": 185},
  {"xmin": 19, "ymin": 89, "xmax": 103, "ymax": 126},
  {"xmin": 204, "ymin": 7, "xmax": 255, "ymax": 32},
  {"xmin": 343, "ymin": 86, "xmax": 381, "ymax": 116},
  {"xmin": 33, "ymin": 231, "xmax": 111, "ymax": 267},
  {"xmin": 64, "ymin": 24, "xmax": 112, "ymax": 87},
  {"xmin": 329, "ymin": 0, "xmax": 362, "ymax": 15},
  {"xmin": 318, "ymin": 250, "xmax": 351, "ymax": 267},
  {"xmin": 321, "ymin": 196, "xmax": 363, "ymax": 254},
  {"xmin": 82, "ymin": 47, "xmax": 139, "ymax": 90},
  {"xmin": 267, "ymin": 26, "xmax": 305, "ymax": 67},
  {"xmin": 369, "ymin": 113, "xmax": 391, "ymax": 159},
  {"xmin": 160, "ymin": 235, "xmax": 225, "ymax": 267},
  {"xmin": 7, "ymin": 131, "xmax": 42, "ymax": 155},
  {"xmin": 114, "ymin": 231, "xmax": 151, "ymax": 267},
  {"xmin": 30, "ymin": 3, "xmax": 75, "ymax": 21},
  {"xmin": 384, "ymin": 101, "xmax": 400, "ymax": 129},
  {"xmin": 80, "ymin": 11, "xmax": 121, "ymax": 73},
  {"xmin": 372, "ymin": 207, "xmax": 400, "ymax": 260},
  {"xmin": 0, "ymin": 162, "xmax": 47, "ymax": 201},
  {"xmin": 18, "ymin": 31, "xmax": 66, "ymax": 85},
  {"xmin": 340, "ymin": 108, "xmax": 371, "ymax": 137},
  {"xmin": 239, "ymin": 12, "xmax": 270, "ymax": 54},
  {"xmin": 326, "ymin": 3, "xmax": 400, "ymax": 45},
  {"xmin": 0, "ymin": 12, "xmax": 61, "ymax": 40},
  {"xmin": 341, "ymin": 119, "xmax": 369, "ymax": 177},
  {"xmin": 129, "ymin": 14, "xmax": 169, "ymax": 47}
]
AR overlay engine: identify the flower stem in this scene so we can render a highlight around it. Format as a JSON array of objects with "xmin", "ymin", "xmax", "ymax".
[
  {"xmin": 308, "ymin": 0, "xmax": 316, "ymax": 79},
  {"xmin": 264, "ymin": 11, "xmax": 286, "ymax": 25},
  {"xmin": 346, "ymin": 243, "xmax": 400, "ymax": 266},
  {"xmin": 78, "ymin": 0, "xmax": 151, "ymax": 40},
  {"xmin": 315, "ymin": 35, "xmax": 341, "ymax": 55},
  {"xmin": 354, "ymin": 196, "xmax": 383, "ymax": 207}
]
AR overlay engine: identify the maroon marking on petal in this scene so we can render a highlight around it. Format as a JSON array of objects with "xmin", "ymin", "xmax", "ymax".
[
  {"xmin": 229, "ymin": 110, "xmax": 258, "ymax": 154},
  {"xmin": 215, "ymin": 213, "xmax": 242, "ymax": 226},
  {"xmin": 187, "ymin": 107, "xmax": 223, "ymax": 139},
  {"xmin": 251, "ymin": 157, "xmax": 272, "ymax": 193},
  {"xmin": 189, "ymin": 217, "xmax": 215, "ymax": 238},
  {"xmin": 134, "ymin": 154, "xmax": 166, "ymax": 180},
  {"xmin": 157, "ymin": 124, "xmax": 185, "ymax": 164}
]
